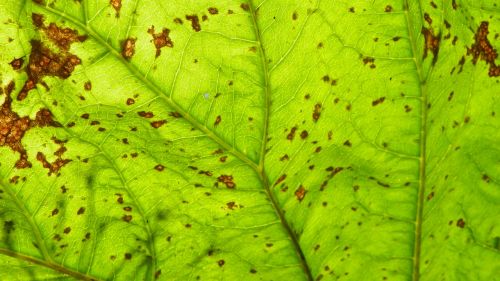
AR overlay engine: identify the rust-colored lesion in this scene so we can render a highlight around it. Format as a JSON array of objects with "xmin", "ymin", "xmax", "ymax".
[
  {"xmin": 18, "ymin": 14, "xmax": 86, "ymax": 101},
  {"xmin": 121, "ymin": 38, "xmax": 136, "ymax": 60},
  {"xmin": 36, "ymin": 137, "xmax": 71, "ymax": 176},
  {"xmin": 110, "ymin": 0, "xmax": 122, "ymax": 17},
  {"xmin": 0, "ymin": 82, "xmax": 61, "ymax": 169},
  {"xmin": 148, "ymin": 26, "xmax": 173, "ymax": 57},
  {"xmin": 467, "ymin": 21, "xmax": 499, "ymax": 77},
  {"xmin": 421, "ymin": 27, "xmax": 440, "ymax": 65}
]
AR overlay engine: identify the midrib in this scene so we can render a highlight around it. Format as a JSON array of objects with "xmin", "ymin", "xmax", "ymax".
[
  {"xmin": 403, "ymin": 1, "xmax": 428, "ymax": 281},
  {"xmin": 36, "ymin": 2, "xmax": 313, "ymax": 280}
]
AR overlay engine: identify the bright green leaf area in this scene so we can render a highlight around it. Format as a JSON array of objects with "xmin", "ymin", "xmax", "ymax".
[{"xmin": 0, "ymin": 0, "xmax": 499, "ymax": 280}]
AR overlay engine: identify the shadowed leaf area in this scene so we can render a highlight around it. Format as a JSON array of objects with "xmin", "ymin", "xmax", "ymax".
[{"xmin": 0, "ymin": 0, "xmax": 499, "ymax": 280}]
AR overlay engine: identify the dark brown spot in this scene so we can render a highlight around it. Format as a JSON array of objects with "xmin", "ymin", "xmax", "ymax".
[
  {"xmin": 456, "ymin": 218, "xmax": 465, "ymax": 228},
  {"xmin": 313, "ymin": 104, "xmax": 321, "ymax": 122},
  {"xmin": 148, "ymin": 26, "xmax": 173, "ymax": 57},
  {"xmin": 169, "ymin": 112, "xmax": 182, "ymax": 118},
  {"xmin": 240, "ymin": 3, "xmax": 250, "ymax": 11},
  {"xmin": 300, "ymin": 130, "xmax": 308, "ymax": 139},
  {"xmin": 287, "ymin": 126, "xmax": 297, "ymax": 140},
  {"xmin": 124, "ymin": 253, "xmax": 132, "ymax": 260},
  {"xmin": 274, "ymin": 174, "xmax": 287, "ymax": 187},
  {"xmin": 343, "ymin": 140, "xmax": 352, "ymax": 147},
  {"xmin": 63, "ymin": 227, "xmax": 71, "ymax": 234},
  {"xmin": 138, "ymin": 111, "xmax": 154, "ymax": 118},
  {"xmin": 424, "ymin": 13, "xmax": 432, "ymax": 25},
  {"xmin": 218, "ymin": 259, "xmax": 225, "ymax": 267},
  {"xmin": 185, "ymin": 15, "xmax": 201, "ymax": 32},
  {"xmin": 292, "ymin": 11, "xmax": 298, "ymax": 20},
  {"xmin": 122, "ymin": 215, "xmax": 133, "ymax": 222},
  {"xmin": 36, "ymin": 137, "xmax": 71, "ymax": 176},
  {"xmin": 126, "ymin": 98, "xmax": 135, "ymax": 105},
  {"xmin": 214, "ymin": 115, "xmax": 221, "ymax": 126},
  {"xmin": 452, "ymin": 0, "xmax": 457, "ymax": 10},
  {"xmin": 155, "ymin": 164, "xmax": 165, "ymax": 171},
  {"xmin": 77, "ymin": 207, "xmax": 85, "ymax": 215},
  {"xmin": 9, "ymin": 58, "xmax": 24, "ymax": 70},
  {"xmin": 372, "ymin": 97, "xmax": 385, "ymax": 106},
  {"xmin": 385, "ymin": 5, "xmax": 393, "ymax": 12},
  {"xmin": 52, "ymin": 208, "xmax": 59, "ymax": 216},
  {"xmin": 121, "ymin": 38, "xmax": 136, "ymax": 60},
  {"xmin": 84, "ymin": 81, "xmax": 92, "ymax": 91}
]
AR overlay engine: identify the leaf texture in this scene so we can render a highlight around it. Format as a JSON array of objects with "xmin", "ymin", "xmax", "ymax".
[{"xmin": 0, "ymin": 0, "xmax": 499, "ymax": 280}]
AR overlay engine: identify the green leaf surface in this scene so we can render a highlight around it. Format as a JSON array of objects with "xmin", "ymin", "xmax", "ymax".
[{"xmin": 0, "ymin": 0, "xmax": 499, "ymax": 280}]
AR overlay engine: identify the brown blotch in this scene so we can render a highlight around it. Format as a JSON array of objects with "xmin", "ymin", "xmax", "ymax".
[
  {"xmin": 208, "ymin": 7, "xmax": 219, "ymax": 15},
  {"xmin": 121, "ymin": 38, "xmax": 136, "ymax": 60},
  {"xmin": 313, "ymin": 103, "xmax": 322, "ymax": 122},
  {"xmin": 185, "ymin": 15, "xmax": 201, "ymax": 32},
  {"xmin": 217, "ymin": 175, "xmax": 235, "ymax": 189},
  {"xmin": 151, "ymin": 120, "xmax": 167, "ymax": 128},
  {"xmin": 1, "ymin": 82, "xmax": 60, "ymax": 169},
  {"xmin": 84, "ymin": 81, "xmax": 92, "ymax": 91},
  {"xmin": 36, "ymin": 137, "xmax": 71, "ymax": 176},
  {"xmin": 18, "ymin": 39, "xmax": 82, "ymax": 101},
  {"xmin": 214, "ymin": 115, "xmax": 222, "ymax": 126},
  {"xmin": 110, "ymin": 0, "xmax": 122, "ymax": 17},
  {"xmin": 9, "ymin": 58, "xmax": 24, "ymax": 70},
  {"xmin": 31, "ymin": 13, "xmax": 87, "ymax": 51},
  {"xmin": 467, "ymin": 22, "xmax": 499, "ymax": 77},
  {"xmin": 294, "ymin": 185, "xmax": 307, "ymax": 201},
  {"xmin": 240, "ymin": 3, "xmax": 250, "ymax": 11},
  {"xmin": 148, "ymin": 26, "xmax": 173, "ymax": 57},
  {"xmin": 421, "ymin": 27, "xmax": 440, "ymax": 65},
  {"xmin": 372, "ymin": 97, "xmax": 385, "ymax": 106}
]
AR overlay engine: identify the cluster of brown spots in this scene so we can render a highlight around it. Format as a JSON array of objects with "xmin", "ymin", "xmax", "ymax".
[
  {"xmin": 362, "ymin": 57, "xmax": 376, "ymax": 68},
  {"xmin": 1, "ymin": 82, "xmax": 60, "ymax": 169},
  {"xmin": 273, "ymin": 174, "xmax": 287, "ymax": 187},
  {"xmin": 372, "ymin": 97, "xmax": 385, "ymax": 106},
  {"xmin": 151, "ymin": 120, "xmax": 167, "ymax": 128},
  {"xmin": 456, "ymin": 218, "xmax": 465, "ymax": 228},
  {"xmin": 421, "ymin": 27, "xmax": 440, "ymax": 65},
  {"xmin": 240, "ymin": 3, "xmax": 250, "ymax": 11},
  {"xmin": 313, "ymin": 104, "xmax": 322, "ymax": 122},
  {"xmin": 287, "ymin": 126, "xmax": 297, "ymax": 140},
  {"xmin": 217, "ymin": 175, "xmax": 235, "ymax": 189},
  {"xmin": 208, "ymin": 7, "xmax": 219, "ymax": 15},
  {"xmin": 9, "ymin": 58, "xmax": 24, "ymax": 70},
  {"xmin": 19, "ymin": 15, "xmax": 85, "ymax": 101},
  {"xmin": 467, "ymin": 22, "xmax": 499, "ymax": 77},
  {"xmin": 214, "ymin": 115, "xmax": 222, "ymax": 126},
  {"xmin": 185, "ymin": 15, "xmax": 201, "ymax": 32},
  {"xmin": 36, "ymin": 137, "xmax": 72, "ymax": 176},
  {"xmin": 110, "ymin": 0, "xmax": 122, "ymax": 17},
  {"xmin": 121, "ymin": 38, "xmax": 136, "ymax": 60},
  {"xmin": 294, "ymin": 185, "xmax": 307, "ymax": 201},
  {"xmin": 148, "ymin": 26, "xmax": 173, "ymax": 57}
]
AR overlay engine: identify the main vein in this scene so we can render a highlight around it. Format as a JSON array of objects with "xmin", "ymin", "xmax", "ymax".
[
  {"xmin": 403, "ymin": 1, "xmax": 428, "ymax": 281},
  {"xmin": 246, "ymin": 2, "xmax": 313, "ymax": 280}
]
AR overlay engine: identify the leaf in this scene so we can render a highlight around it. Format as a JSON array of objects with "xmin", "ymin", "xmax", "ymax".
[{"xmin": 0, "ymin": 0, "xmax": 499, "ymax": 280}]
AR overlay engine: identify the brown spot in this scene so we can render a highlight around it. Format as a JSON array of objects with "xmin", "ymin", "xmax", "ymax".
[
  {"xmin": 110, "ymin": 0, "xmax": 122, "ymax": 17},
  {"xmin": 385, "ymin": 5, "xmax": 393, "ymax": 12},
  {"xmin": 52, "ymin": 208, "xmax": 59, "ymax": 216},
  {"xmin": 452, "ymin": 0, "xmax": 457, "ymax": 9},
  {"xmin": 169, "ymin": 112, "xmax": 182, "ymax": 118},
  {"xmin": 151, "ymin": 120, "xmax": 167, "ymax": 128},
  {"xmin": 424, "ymin": 13, "xmax": 432, "ymax": 25},
  {"xmin": 219, "ymin": 156, "xmax": 227, "ymax": 162},
  {"xmin": 287, "ymin": 126, "xmax": 297, "ymax": 140},
  {"xmin": 185, "ymin": 15, "xmax": 201, "ymax": 32},
  {"xmin": 467, "ymin": 22, "xmax": 499, "ymax": 77},
  {"xmin": 138, "ymin": 111, "xmax": 154, "ymax": 118},
  {"xmin": 482, "ymin": 174, "xmax": 490, "ymax": 183},
  {"xmin": 148, "ymin": 26, "xmax": 173, "ymax": 57},
  {"xmin": 280, "ymin": 154, "xmax": 289, "ymax": 161},
  {"xmin": 421, "ymin": 27, "xmax": 440, "ymax": 65},
  {"xmin": 300, "ymin": 130, "xmax": 308, "ymax": 139},
  {"xmin": 226, "ymin": 201, "xmax": 236, "ymax": 210},
  {"xmin": 84, "ymin": 81, "xmax": 92, "ymax": 91},
  {"xmin": 80, "ymin": 113, "xmax": 89, "ymax": 119},
  {"xmin": 456, "ymin": 218, "xmax": 465, "ymax": 228},
  {"xmin": 18, "ymin": 39, "xmax": 82, "ymax": 101},
  {"xmin": 313, "ymin": 104, "xmax": 322, "ymax": 122},
  {"xmin": 240, "ymin": 3, "xmax": 250, "ymax": 11},
  {"xmin": 208, "ymin": 7, "xmax": 219, "ymax": 15},
  {"xmin": 349, "ymin": 7, "xmax": 355, "ymax": 13},
  {"xmin": 122, "ymin": 215, "xmax": 133, "ymax": 222},
  {"xmin": 121, "ymin": 38, "xmax": 136, "ymax": 60},
  {"xmin": 77, "ymin": 207, "xmax": 85, "ymax": 215},
  {"xmin": 124, "ymin": 253, "xmax": 132, "ymax": 260},
  {"xmin": 214, "ymin": 115, "xmax": 222, "ymax": 126},
  {"xmin": 155, "ymin": 270, "xmax": 161, "ymax": 279},
  {"xmin": 123, "ymin": 206, "xmax": 132, "ymax": 212},
  {"xmin": 405, "ymin": 105, "xmax": 412, "ymax": 112},
  {"xmin": 343, "ymin": 140, "xmax": 352, "ymax": 147},
  {"xmin": 294, "ymin": 185, "xmax": 307, "ymax": 201},
  {"xmin": 430, "ymin": 1, "xmax": 438, "ymax": 8},
  {"xmin": 292, "ymin": 11, "xmax": 298, "ymax": 20},
  {"xmin": 218, "ymin": 259, "xmax": 225, "ymax": 267},
  {"xmin": 174, "ymin": 18, "xmax": 183, "ymax": 24},
  {"xmin": 155, "ymin": 164, "xmax": 165, "ymax": 171},
  {"xmin": 217, "ymin": 175, "xmax": 235, "ymax": 189},
  {"xmin": 372, "ymin": 97, "xmax": 385, "ymax": 106},
  {"xmin": 9, "ymin": 58, "xmax": 24, "ymax": 70},
  {"xmin": 126, "ymin": 98, "xmax": 135, "ymax": 105},
  {"xmin": 362, "ymin": 57, "xmax": 376, "ymax": 68},
  {"xmin": 63, "ymin": 227, "xmax": 71, "ymax": 234}
]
